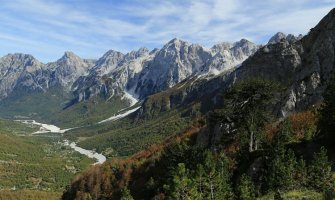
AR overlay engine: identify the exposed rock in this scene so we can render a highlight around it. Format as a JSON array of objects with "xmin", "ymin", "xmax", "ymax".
[
  {"xmin": 72, "ymin": 37, "xmax": 259, "ymax": 102},
  {"xmin": 268, "ymin": 32, "xmax": 287, "ymax": 44},
  {"xmin": 0, "ymin": 53, "xmax": 45, "ymax": 99}
]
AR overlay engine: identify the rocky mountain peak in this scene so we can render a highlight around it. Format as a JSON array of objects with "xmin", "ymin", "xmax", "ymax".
[
  {"xmin": 268, "ymin": 32, "xmax": 304, "ymax": 45},
  {"xmin": 211, "ymin": 42, "xmax": 232, "ymax": 53},
  {"xmin": 5, "ymin": 53, "xmax": 35, "ymax": 60},
  {"xmin": 62, "ymin": 51, "xmax": 78, "ymax": 59},
  {"xmin": 234, "ymin": 38, "xmax": 253, "ymax": 47},
  {"xmin": 0, "ymin": 53, "xmax": 42, "ymax": 71},
  {"xmin": 94, "ymin": 50, "xmax": 125, "ymax": 75},
  {"xmin": 124, "ymin": 47, "xmax": 150, "ymax": 61},
  {"xmin": 268, "ymin": 32, "xmax": 287, "ymax": 44},
  {"xmin": 137, "ymin": 47, "xmax": 149, "ymax": 55},
  {"xmin": 164, "ymin": 38, "xmax": 189, "ymax": 50},
  {"xmin": 0, "ymin": 53, "xmax": 45, "ymax": 99},
  {"xmin": 57, "ymin": 51, "xmax": 85, "ymax": 67}
]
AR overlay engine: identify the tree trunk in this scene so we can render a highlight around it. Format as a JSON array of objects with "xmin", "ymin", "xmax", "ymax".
[
  {"xmin": 249, "ymin": 130, "xmax": 254, "ymax": 152},
  {"xmin": 210, "ymin": 181, "xmax": 214, "ymax": 200}
]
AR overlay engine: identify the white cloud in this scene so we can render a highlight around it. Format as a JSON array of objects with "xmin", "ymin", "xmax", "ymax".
[{"xmin": 0, "ymin": 0, "xmax": 334, "ymax": 61}]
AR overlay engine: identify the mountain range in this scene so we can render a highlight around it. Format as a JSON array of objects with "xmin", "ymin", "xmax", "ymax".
[
  {"xmin": 0, "ymin": 38, "xmax": 260, "ymax": 100},
  {"xmin": 1, "ymin": 6, "xmax": 335, "ymax": 200},
  {"xmin": 0, "ymin": 30, "xmax": 310, "ymax": 122},
  {"xmin": 0, "ymin": 35, "xmax": 263, "ymax": 122}
]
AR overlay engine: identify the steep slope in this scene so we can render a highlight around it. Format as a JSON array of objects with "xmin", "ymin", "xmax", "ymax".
[
  {"xmin": 0, "ymin": 52, "xmax": 95, "ymax": 100},
  {"xmin": 0, "ymin": 52, "xmax": 96, "ymax": 122},
  {"xmin": 72, "ymin": 48, "xmax": 154, "ymax": 103},
  {"xmin": 234, "ymin": 8, "xmax": 335, "ymax": 116},
  {"xmin": 45, "ymin": 51, "xmax": 94, "ymax": 90},
  {"xmin": 0, "ymin": 54, "xmax": 45, "ymax": 99},
  {"xmin": 62, "ymin": 8, "xmax": 335, "ymax": 200},
  {"xmin": 72, "ymin": 38, "xmax": 258, "ymax": 102},
  {"xmin": 268, "ymin": 32, "xmax": 303, "ymax": 44},
  {"xmin": 0, "ymin": 37, "xmax": 258, "ymax": 124},
  {"xmin": 140, "ymin": 6, "xmax": 335, "ymax": 119}
]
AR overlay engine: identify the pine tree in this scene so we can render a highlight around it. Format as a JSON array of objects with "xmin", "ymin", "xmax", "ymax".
[
  {"xmin": 194, "ymin": 164, "xmax": 205, "ymax": 198},
  {"xmin": 221, "ymin": 78, "xmax": 280, "ymax": 152},
  {"xmin": 237, "ymin": 174, "xmax": 256, "ymax": 200},
  {"xmin": 267, "ymin": 136, "xmax": 297, "ymax": 191},
  {"xmin": 278, "ymin": 118, "xmax": 293, "ymax": 143},
  {"xmin": 120, "ymin": 187, "xmax": 134, "ymax": 200},
  {"xmin": 199, "ymin": 151, "xmax": 233, "ymax": 199},
  {"xmin": 165, "ymin": 163, "xmax": 200, "ymax": 200},
  {"xmin": 318, "ymin": 73, "xmax": 335, "ymax": 141},
  {"xmin": 308, "ymin": 147, "xmax": 334, "ymax": 191},
  {"xmin": 295, "ymin": 157, "xmax": 308, "ymax": 188}
]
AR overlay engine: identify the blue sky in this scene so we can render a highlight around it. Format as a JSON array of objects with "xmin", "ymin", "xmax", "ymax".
[{"xmin": 0, "ymin": 0, "xmax": 334, "ymax": 62}]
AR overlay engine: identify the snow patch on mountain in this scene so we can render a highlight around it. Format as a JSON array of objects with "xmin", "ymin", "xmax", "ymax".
[
  {"xmin": 98, "ymin": 106, "xmax": 141, "ymax": 124},
  {"xmin": 122, "ymin": 90, "xmax": 139, "ymax": 106}
]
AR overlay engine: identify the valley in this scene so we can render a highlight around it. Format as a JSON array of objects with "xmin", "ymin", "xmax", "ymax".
[
  {"xmin": 0, "ymin": 119, "xmax": 94, "ymax": 199},
  {"xmin": 0, "ymin": 4, "xmax": 335, "ymax": 200}
]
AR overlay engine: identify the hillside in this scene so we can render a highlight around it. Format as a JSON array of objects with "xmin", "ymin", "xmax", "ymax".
[
  {"xmin": 61, "ymin": 8, "xmax": 335, "ymax": 200},
  {"xmin": 0, "ymin": 119, "xmax": 96, "ymax": 199},
  {"xmin": 0, "ymin": 3, "xmax": 334, "ymax": 200}
]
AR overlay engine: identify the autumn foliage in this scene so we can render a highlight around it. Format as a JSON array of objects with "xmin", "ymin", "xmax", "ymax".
[{"xmin": 62, "ymin": 120, "xmax": 206, "ymax": 200}]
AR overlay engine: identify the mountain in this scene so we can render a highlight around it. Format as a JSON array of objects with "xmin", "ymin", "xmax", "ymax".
[
  {"xmin": 72, "ymin": 38, "xmax": 258, "ymax": 102},
  {"xmin": 45, "ymin": 51, "xmax": 94, "ymax": 90},
  {"xmin": 0, "ymin": 37, "xmax": 258, "ymax": 125},
  {"xmin": 0, "ymin": 51, "xmax": 95, "ymax": 100},
  {"xmin": 268, "ymin": 32, "xmax": 303, "ymax": 44},
  {"xmin": 61, "ymin": 8, "xmax": 335, "ymax": 200},
  {"xmin": 235, "ymin": 9, "xmax": 335, "ymax": 117},
  {"xmin": 0, "ymin": 53, "xmax": 45, "ymax": 99}
]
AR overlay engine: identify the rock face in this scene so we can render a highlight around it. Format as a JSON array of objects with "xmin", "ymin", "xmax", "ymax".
[
  {"xmin": 268, "ymin": 32, "xmax": 303, "ymax": 44},
  {"xmin": 0, "ymin": 37, "xmax": 258, "ymax": 105},
  {"xmin": 137, "ymin": 8, "xmax": 335, "ymax": 120},
  {"xmin": 0, "ymin": 54, "xmax": 45, "ymax": 99},
  {"xmin": 235, "ymin": 8, "xmax": 335, "ymax": 116},
  {"xmin": 45, "ymin": 51, "xmax": 94, "ymax": 90},
  {"xmin": 72, "ymin": 38, "xmax": 259, "ymax": 101},
  {"xmin": 0, "ymin": 52, "xmax": 95, "ymax": 100}
]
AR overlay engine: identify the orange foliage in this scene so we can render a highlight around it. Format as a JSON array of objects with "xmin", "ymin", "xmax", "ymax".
[
  {"xmin": 131, "ymin": 119, "xmax": 206, "ymax": 161},
  {"xmin": 263, "ymin": 122, "xmax": 279, "ymax": 142},
  {"xmin": 64, "ymin": 119, "xmax": 206, "ymax": 200},
  {"xmin": 289, "ymin": 111, "xmax": 317, "ymax": 140}
]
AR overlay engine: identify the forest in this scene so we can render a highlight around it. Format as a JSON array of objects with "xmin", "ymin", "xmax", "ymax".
[{"xmin": 62, "ymin": 77, "xmax": 335, "ymax": 200}]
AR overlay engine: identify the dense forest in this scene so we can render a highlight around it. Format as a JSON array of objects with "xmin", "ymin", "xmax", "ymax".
[{"xmin": 62, "ymin": 77, "xmax": 335, "ymax": 199}]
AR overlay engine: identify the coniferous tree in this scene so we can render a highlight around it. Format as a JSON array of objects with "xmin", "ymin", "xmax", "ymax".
[
  {"xmin": 221, "ymin": 79, "xmax": 280, "ymax": 152},
  {"xmin": 120, "ymin": 187, "xmax": 134, "ymax": 200},
  {"xmin": 165, "ymin": 163, "xmax": 200, "ymax": 200},
  {"xmin": 199, "ymin": 151, "xmax": 233, "ymax": 199},
  {"xmin": 267, "ymin": 150, "xmax": 297, "ymax": 191},
  {"xmin": 237, "ymin": 174, "xmax": 256, "ymax": 200},
  {"xmin": 295, "ymin": 157, "xmax": 308, "ymax": 188},
  {"xmin": 308, "ymin": 147, "xmax": 334, "ymax": 191},
  {"xmin": 318, "ymin": 74, "xmax": 335, "ymax": 141},
  {"xmin": 194, "ymin": 164, "xmax": 205, "ymax": 198}
]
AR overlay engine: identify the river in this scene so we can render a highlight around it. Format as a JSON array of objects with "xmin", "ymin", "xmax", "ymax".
[
  {"xmin": 63, "ymin": 140, "xmax": 106, "ymax": 165},
  {"xmin": 16, "ymin": 120, "xmax": 107, "ymax": 165}
]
